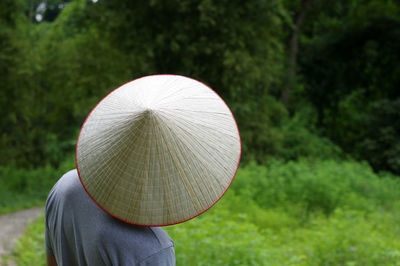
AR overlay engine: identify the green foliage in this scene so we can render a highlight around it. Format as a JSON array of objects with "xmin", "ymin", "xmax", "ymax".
[
  {"xmin": 4, "ymin": 214, "xmax": 46, "ymax": 266},
  {"xmin": 167, "ymin": 213, "xmax": 269, "ymax": 265},
  {"xmin": 0, "ymin": 156, "xmax": 74, "ymax": 214},
  {"xmin": 0, "ymin": 0, "xmax": 290, "ymax": 168},
  {"xmin": 10, "ymin": 160, "xmax": 400, "ymax": 265},
  {"xmin": 356, "ymin": 99, "xmax": 400, "ymax": 174},
  {"xmin": 262, "ymin": 209, "xmax": 400, "ymax": 265},
  {"xmin": 164, "ymin": 160, "xmax": 400, "ymax": 265},
  {"xmin": 241, "ymin": 98, "xmax": 342, "ymax": 163},
  {"xmin": 1, "ymin": 0, "xmax": 400, "ymax": 176},
  {"xmin": 3, "ymin": 0, "xmax": 398, "ymax": 173},
  {"xmin": 232, "ymin": 160, "xmax": 400, "ymax": 217},
  {"xmin": 279, "ymin": 107, "xmax": 343, "ymax": 161},
  {"xmin": 1, "ymin": 0, "xmax": 131, "ymax": 168},
  {"xmin": 83, "ymin": 0, "xmax": 289, "ymax": 167},
  {"xmin": 298, "ymin": 0, "xmax": 400, "ymax": 174}
]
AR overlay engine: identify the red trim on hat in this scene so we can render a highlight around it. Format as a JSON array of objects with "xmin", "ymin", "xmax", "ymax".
[{"xmin": 75, "ymin": 74, "xmax": 242, "ymax": 227}]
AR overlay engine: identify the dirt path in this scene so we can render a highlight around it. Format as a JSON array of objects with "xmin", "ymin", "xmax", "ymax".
[{"xmin": 0, "ymin": 207, "xmax": 44, "ymax": 265}]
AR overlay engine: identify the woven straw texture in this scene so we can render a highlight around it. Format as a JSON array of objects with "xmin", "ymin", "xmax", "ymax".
[{"xmin": 76, "ymin": 75, "xmax": 241, "ymax": 226}]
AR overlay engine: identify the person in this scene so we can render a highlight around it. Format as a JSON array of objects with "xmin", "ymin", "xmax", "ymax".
[
  {"xmin": 45, "ymin": 169, "xmax": 175, "ymax": 266},
  {"xmin": 45, "ymin": 75, "xmax": 241, "ymax": 265}
]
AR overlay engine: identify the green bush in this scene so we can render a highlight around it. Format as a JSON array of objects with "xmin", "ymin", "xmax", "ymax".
[
  {"xmin": 280, "ymin": 107, "xmax": 343, "ymax": 161},
  {"xmin": 232, "ymin": 160, "xmax": 400, "ymax": 217},
  {"xmin": 259, "ymin": 209, "xmax": 400, "ymax": 265},
  {"xmin": 0, "ymin": 155, "xmax": 75, "ymax": 214},
  {"xmin": 12, "ymin": 207, "xmax": 400, "ymax": 266},
  {"xmin": 166, "ymin": 213, "xmax": 270, "ymax": 266},
  {"xmin": 9, "ymin": 159, "xmax": 400, "ymax": 265}
]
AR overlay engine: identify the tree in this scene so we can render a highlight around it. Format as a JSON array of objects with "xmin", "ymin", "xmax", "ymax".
[
  {"xmin": 299, "ymin": 0, "xmax": 400, "ymax": 173},
  {"xmin": 281, "ymin": 0, "xmax": 313, "ymax": 106},
  {"xmin": 86, "ymin": 0, "xmax": 288, "ymax": 162}
]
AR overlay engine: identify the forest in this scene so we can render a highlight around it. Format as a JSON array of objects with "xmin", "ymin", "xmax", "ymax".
[{"xmin": 1, "ymin": 0, "xmax": 400, "ymax": 265}]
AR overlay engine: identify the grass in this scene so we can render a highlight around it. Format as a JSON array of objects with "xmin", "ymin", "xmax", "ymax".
[
  {"xmin": 2, "ymin": 214, "xmax": 46, "ymax": 266},
  {"xmin": 0, "ymin": 158, "xmax": 76, "ymax": 215},
  {"xmin": 6, "ymin": 159, "xmax": 400, "ymax": 265}
]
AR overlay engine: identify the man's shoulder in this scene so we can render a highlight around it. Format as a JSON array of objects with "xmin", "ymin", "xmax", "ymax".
[
  {"xmin": 54, "ymin": 169, "xmax": 81, "ymax": 192},
  {"xmin": 148, "ymin": 227, "xmax": 174, "ymax": 249},
  {"xmin": 45, "ymin": 169, "xmax": 82, "ymax": 207},
  {"xmin": 114, "ymin": 226, "xmax": 174, "ymax": 264}
]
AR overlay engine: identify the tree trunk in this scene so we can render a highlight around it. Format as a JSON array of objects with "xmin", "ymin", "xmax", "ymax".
[{"xmin": 281, "ymin": 0, "xmax": 313, "ymax": 105}]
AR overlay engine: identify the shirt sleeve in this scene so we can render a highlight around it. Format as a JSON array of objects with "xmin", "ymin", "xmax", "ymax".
[
  {"xmin": 44, "ymin": 190, "xmax": 55, "ymax": 256},
  {"xmin": 139, "ymin": 246, "xmax": 175, "ymax": 266},
  {"xmin": 45, "ymin": 221, "xmax": 54, "ymax": 255}
]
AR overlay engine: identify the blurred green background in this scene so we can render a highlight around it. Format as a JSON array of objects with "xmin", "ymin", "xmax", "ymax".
[{"xmin": 1, "ymin": 0, "xmax": 400, "ymax": 265}]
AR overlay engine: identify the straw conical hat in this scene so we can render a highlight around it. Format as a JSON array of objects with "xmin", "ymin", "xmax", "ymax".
[{"xmin": 76, "ymin": 74, "xmax": 241, "ymax": 226}]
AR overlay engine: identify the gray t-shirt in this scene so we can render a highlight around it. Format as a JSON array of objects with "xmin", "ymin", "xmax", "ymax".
[{"xmin": 45, "ymin": 169, "xmax": 175, "ymax": 266}]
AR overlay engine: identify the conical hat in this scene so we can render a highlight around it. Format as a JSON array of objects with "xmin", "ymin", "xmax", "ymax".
[{"xmin": 76, "ymin": 74, "xmax": 241, "ymax": 226}]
